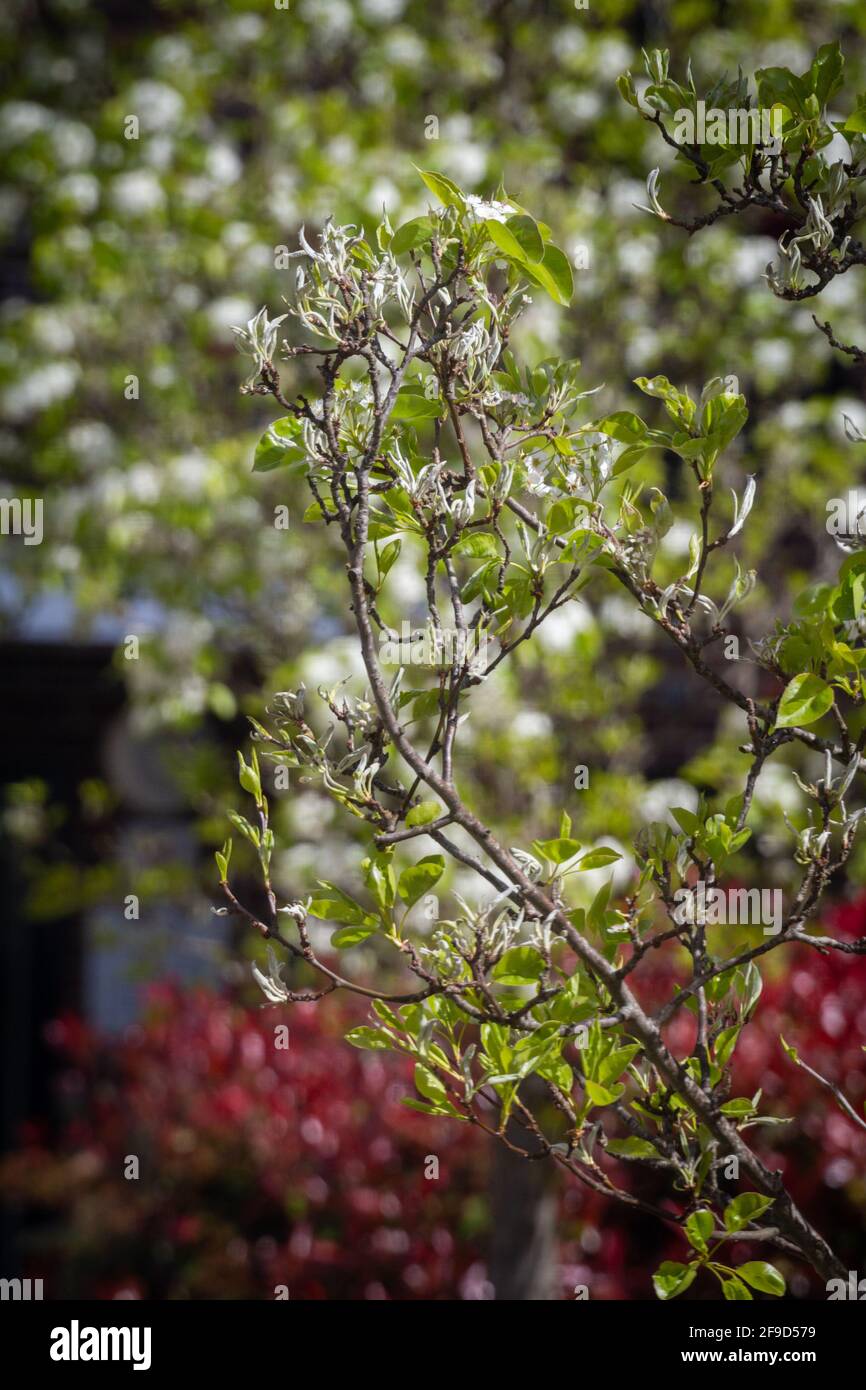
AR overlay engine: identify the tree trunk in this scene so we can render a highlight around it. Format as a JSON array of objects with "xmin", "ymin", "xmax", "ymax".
[{"xmin": 488, "ymin": 1084, "xmax": 558, "ymax": 1300}]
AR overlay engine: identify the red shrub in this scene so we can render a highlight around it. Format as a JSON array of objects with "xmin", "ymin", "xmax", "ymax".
[
  {"xmin": 2, "ymin": 985, "xmax": 488, "ymax": 1300},
  {"xmin": 4, "ymin": 900, "xmax": 866, "ymax": 1300}
]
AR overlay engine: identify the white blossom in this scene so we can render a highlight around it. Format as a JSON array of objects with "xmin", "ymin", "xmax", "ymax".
[{"xmin": 252, "ymin": 947, "xmax": 291, "ymax": 1004}]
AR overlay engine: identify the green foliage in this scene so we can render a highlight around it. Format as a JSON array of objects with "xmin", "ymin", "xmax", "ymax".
[
  {"xmin": 624, "ymin": 39, "xmax": 866, "ymax": 316},
  {"xmin": 655, "ymin": 1194, "xmax": 785, "ymax": 1300},
  {"xmin": 222, "ymin": 163, "xmax": 863, "ymax": 1297}
]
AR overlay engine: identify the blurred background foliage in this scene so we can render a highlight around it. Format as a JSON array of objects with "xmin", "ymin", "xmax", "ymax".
[{"xmin": 1, "ymin": 0, "xmax": 866, "ymax": 1298}]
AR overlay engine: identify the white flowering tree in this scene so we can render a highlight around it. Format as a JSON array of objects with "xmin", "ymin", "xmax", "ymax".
[{"xmin": 222, "ymin": 165, "xmax": 865, "ymax": 1300}]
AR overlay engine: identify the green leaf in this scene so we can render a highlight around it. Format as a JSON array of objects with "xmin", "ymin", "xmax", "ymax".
[
  {"xmin": 307, "ymin": 885, "xmax": 374, "ymax": 926},
  {"xmin": 671, "ymin": 806, "xmax": 699, "ymax": 835},
  {"xmin": 400, "ymin": 689, "xmax": 440, "ymax": 720},
  {"xmin": 606, "ymin": 1137, "xmax": 658, "ymax": 1160},
  {"xmin": 547, "ymin": 498, "xmax": 584, "ymax": 535},
  {"xmin": 736, "ymin": 960, "xmax": 763, "ymax": 1017},
  {"xmin": 584, "ymin": 1078, "xmax": 623, "ymax": 1107},
  {"xmin": 537, "ymin": 1055, "xmax": 573, "ymax": 1092},
  {"xmin": 415, "ymin": 1062, "xmax": 447, "ymax": 1105},
  {"xmin": 538, "ymin": 244, "xmax": 574, "ymax": 303},
  {"xmin": 775, "ymin": 672, "xmax": 834, "ymax": 729},
  {"xmin": 671, "ymin": 434, "xmax": 710, "ymax": 462},
  {"xmin": 484, "ymin": 217, "xmax": 531, "ymax": 262},
  {"xmin": 227, "ymin": 810, "xmax": 260, "ymax": 847},
  {"xmin": 587, "ymin": 880, "xmax": 612, "ymax": 933},
  {"xmin": 714, "ymin": 1024, "xmax": 741, "ymax": 1068},
  {"xmin": 736, "ymin": 1261, "xmax": 786, "ymax": 1297},
  {"xmin": 532, "ymin": 836, "xmax": 582, "ymax": 865},
  {"xmin": 724, "ymin": 1192, "xmax": 774, "ymax": 1233},
  {"xmin": 363, "ymin": 853, "xmax": 396, "ymax": 911},
  {"xmin": 635, "ymin": 375, "xmax": 696, "ymax": 427},
  {"xmin": 522, "ymin": 243, "xmax": 574, "ymax": 305},
  {"xmin": 397, "ymin": 854, "xmax": 445, "ymax": 907},
  {"xmin": 755, "ymin": 64, "xmax": 811, "ymax": 117},
  {"xmin": 610, "ymin": 443, "xmax": 651, "ymax": 478},
  {"xmin": 252, "ymin": 416, "xmax": 304, "ymax": 472},
  {"xmin": 376, "ymin": 540, "xmax": 401, "ymax": 582},
  {"xmin": 810, "ymin": 40, "xmax": 844, "ymax": 109},
  {"xmin": 415, "ymin": 167, "xmax": 465, "ymax": 209},
  {"xmin": 720, "ymin": 1097, "xmax": 755, "ymax": 1117},
  {"xmin": 617, "ymin": 72, "xmax": 639, "ymax": 108},
  {"xmin": 330, "ymin": 923, "xmax": 377, "ymax": 948},
  {"xmin": 685, "ymin": 1209, "xmax": 715, "ymax": 1254},
  {"xmin": 505, "ymin": 213, "xmax": 544, "ymax": 263},
  {"xmin": 390, "ymin": 216, "xmax": 434, "ymax": 254},
  {"xmin": 653, "ymin": 1261, "xmax": 697, "ymax": 1301},
  {"xmin": 481, "ymin": 1022, "xmax": 512, "ymax": 1072},
  {"xmin": 237, "ymin": 751, "xmax": 262, "ymax": 804},
  {"xmin": 780, "ymin": 1034, "xmax": 800, "ymax": 1066},
  {"xmin": 596, "ymin": 411, "xmax": 648, "ymax": 444},
  {"xmin": 391, "ymin": 388, "xmax": 441, "ymax": 421},
  {"xmin": 405, "ymin": 799, "xmax": 442, "ymax": 828},
  {"xmin": 722, "ymin": 1276, "xmax": 753, "ymax": 1301},
  {"xmin": 701, "ymin": 392, "xmax": 748, "ymax": 453},
  {"xmin": 402, "ymin": 1096, "xmax": 464, "ymax": 1118},
  {"xmin": 492, "ymin": 946, "xmax": 546, "ymax": 985},
  {"xmin": 576, "ymin": 847, "xmax": 622, "ymax": 871},
  {"xmin": 633, "ymin": 374, "xmax": 679, "ymax": 399},
  {"xmin": 461, "ymin": 559, "xmax": 499, "ymax": 603},
  {"xmin": 345, "ymin": 1026, "xmax": 393, "ymax": 1050},
  {"xmin": 454, "ymin": 531, "xmax": 500, "ymax": 558},
  {"xmin": 371, "ymin": 999, "xmax": 401, "ymax": 1029},
  {"xmin": 485, "ymin": 214, "xmax": 545, "ymax": 266},
  {"xmin": 597, "ymin": 1043, "xmax": 640, "ymax": 1087},
  {"xmin": 835, "ymin": 553, "xmax": 866, "ymax": 620}
]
